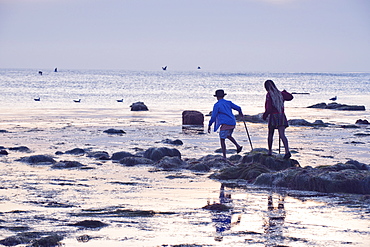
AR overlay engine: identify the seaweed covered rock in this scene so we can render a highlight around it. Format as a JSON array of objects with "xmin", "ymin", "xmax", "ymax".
[
  {"xmin": 210, "ymin": 150, "xmax": 299, "ymax": 181},
  {"xmin": 144, "ymin": 147, "xmax": 181, "ymax": 161},
  {"xmin": 254, "ymin": 160, "xmax": 370, "ymax": 194}
]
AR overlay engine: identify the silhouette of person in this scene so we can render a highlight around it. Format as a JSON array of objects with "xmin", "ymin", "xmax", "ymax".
[
  {"xmin": 208, "ymin": 89, "xmax": 243, "ymax": 159},
  {"xmin": 262, "ymin": 80, "xmax": 293, "ymax": 159}
]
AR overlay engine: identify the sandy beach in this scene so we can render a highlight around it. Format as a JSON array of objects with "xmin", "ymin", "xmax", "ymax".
[{"xmin": 0, "ymin": 107, "xmax": 369, "ymax": 246}]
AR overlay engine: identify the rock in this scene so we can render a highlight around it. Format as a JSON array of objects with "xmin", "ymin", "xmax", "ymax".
[
  {"xmin": 9, "ymin": 146, "xmax": 31, "ymax": 152},
  {"xmin": 103, "ymin": 128, "xmax": 126, "ymax": 134},
  {"xmin": 312, "ymin": 120, "xmax": 329, "ymax": 127},
  {"xmin": 254, "ymin": 160, "xmax": 370, "ymax": 194},
  {"xmin": 143, "ymin": 147, "xmax": 181, "ymax": 161},
  {"xmin": 188, "ymin": 162, "xmax": 210, "ymax": 172},
  {"xmin": 356, "ymin": 119, "xmax": 370, "ymax": 124},
  {"xmin": 29, "ymin": 234, "xmax": 64, "ymax": 247},
  {"xmin": 51, "ymin": 160, "xmax": 85, "ymax": 169},
  {"xmin": 203, "ymin": 203, "xmax": 231, "ymax": 211},
  {"xmin": 161, "ymin": 139, "xmax": 183, "ymax": 145},
  {"xmin": 210, "ymin": 150, "xmax": 300, "ymax": 181},
  {"xmin": 69, "ymin": 220, "xmax": 108, "ymax": 228},
  {"xmin": 65, "ymin": 148, "xmax": 86, "ymax": 155},
  {"xmin": 211, "ymin": 163, "xmax": 271, "ymax": 181},
  {"xmin": 0, "ymin": 150, "xmax": 8, "ymax": 155},
  {"xmin": 17, "ymin": 155, "xmax": 56, "ymax": 164},
  {"xmin": 287, "ymin": 119, "xmax": 329, "ymax": 127},
  {"xmin": 307, "ymin": 102, "xmax": 327, "ymax": 109},
  {"xmin": 87, "ymin": 151, "xmax": 110, "ymax": 160},
  {"xmin": 111, "ymin": 151, "xmax": 133, "ymax": 161},
  {"xmin": 182, "ymin": 110, "xmax": 204, "ymax": 125},
  {"xmin": 340, "ymin": 124, "xmax": 360, "ymax": 129},
  {"xmin": 236, "ymin": 113, "xmax": 266, "ymax": 123},
  {"xmin": 119, "ymin": 157, "xmax": 154, "ymax": 166},
  {"xmin": 189, "ymin": 155, "xmax": 232, "ymax": 170},
  {"xmin": 130, "ymin": 102, "xmax": 148, "ymax": 111},
  {"xmin": 288, "ymin": 119, "xmax": 313, "ymax": 126},
  {"xmin": 307, "ymin": 102, "xmax": 365, "ymax": 111},
  {"xmin": 155, "ymin": 156, "xmax": 188, "ymax": 170}
]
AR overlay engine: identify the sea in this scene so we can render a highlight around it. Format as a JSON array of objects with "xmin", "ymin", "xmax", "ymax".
[
  {"xmin": 0, "ymin": 68, "xmax": 369, "ymax": 124},
  {"xmin": 0, "ymin": 68, "xmax": 369, "ymax": 246}
]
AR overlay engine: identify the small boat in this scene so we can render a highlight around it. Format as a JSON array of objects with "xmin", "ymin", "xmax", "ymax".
[
  {"xmin": 73, "ymin": 99, "xmax": 81, "ymax": 103},
  {"xmin": 117, "ymin": 99, "xmax": 124, "ymax": 102},
  {"xmin": 329, "ymin": 96, "xmax": 337, "ymax": 101},
  {"xmin": 34, "ymin": 97, "xmax": 40, "ymax": 101},
  {"xmin": 162, "ymin": 66, "xmax": 167, "ymax": 71}
]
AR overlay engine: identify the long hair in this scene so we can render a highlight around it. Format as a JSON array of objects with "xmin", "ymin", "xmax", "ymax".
[{"xmin": 265, "ymin": 80, "xmax": 284, "ymax": 112}]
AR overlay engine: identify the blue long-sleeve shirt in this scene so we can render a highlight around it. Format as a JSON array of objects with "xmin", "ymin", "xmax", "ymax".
[{"xmin": 209, "ymin": 99, "xmax": 242, "ymax": 132}]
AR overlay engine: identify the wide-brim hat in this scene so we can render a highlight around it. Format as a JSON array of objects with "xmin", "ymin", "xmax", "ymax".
[{"xmin": 214, "ymin": 89, "xmax": 227, "ymax": 97}]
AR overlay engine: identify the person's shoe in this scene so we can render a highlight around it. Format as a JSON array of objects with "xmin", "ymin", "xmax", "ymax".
[
  {"xmin": 237, "ymin": 146, "xmax": 243, "ymax": 154},
  {"xmin": 283, "ymin": 152, "xmax": 292, "ymax": 160}
]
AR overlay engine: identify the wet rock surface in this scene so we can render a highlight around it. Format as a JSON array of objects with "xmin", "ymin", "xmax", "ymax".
[{"xmin": 308, "ymin": 102, "xmax": 366, "ymax": 111}]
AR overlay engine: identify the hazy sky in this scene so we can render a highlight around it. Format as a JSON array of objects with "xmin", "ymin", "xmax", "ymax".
[{"xmin": 0, "ymin": 0, "xmax": 369, "ymax": 72}]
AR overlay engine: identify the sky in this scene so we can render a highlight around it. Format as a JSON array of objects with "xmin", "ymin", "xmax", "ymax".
[{"xmin": 0, "ymin": 0, "xmax": 369, "ymax": 72}]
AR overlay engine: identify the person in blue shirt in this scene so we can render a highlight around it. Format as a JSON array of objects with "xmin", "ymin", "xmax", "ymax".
[{"xmin": 208, "ymin": 89, "xmax": 243, "ymax": 159}]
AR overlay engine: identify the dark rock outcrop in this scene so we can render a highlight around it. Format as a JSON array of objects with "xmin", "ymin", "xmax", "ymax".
[
  {"xmin": 288, "ymin": 119, "xmax": 329, "ymax": 127},
  {"xmin": 119, "ymin": 157, "xmax": 154, "ymax": 166},
  {"xmin": 130, "ymin": 102, "xmax": 148, "ymax": 111},
  {"xmin": 308, "ymin": 102, "xmax": 365, "ymax": 111},
  {"xmin": 51, "ymin": 160, "xmax": 85, "ymax": 169},
  {"xmin": 0, "ymin": 232, "xmax": 63, "ymax": 247},
  {"xmin": 155, "ymin": 156, "xmax": 188, "ymax": 170},
  {"xmin": 65, "ymin": 148, "xmax": 86, "ymax": 155},
  {"xmin": 143, "ymin": 147, "xmax": 181, "ymax": 161},
  {"xmin": 69, "ymin": 220, "xmax": 108, "ymax": 228},
  {"xmin": 111, "ymin": 151, "xmax": 133, "ymax": 161},
  {"xmin": 9, "ymin": 146, "xmax": 31, "ymax": 153},
  {"xmin": 161, "ymin": 139, "xmax": 183, "ymax": 145},
  {"xmin": 17, "ymin": 155, "xmax": 56, "ymax": 165},
  {"xmin": 103, "ymin": 128, "xmax": 126, "ymax": 134},
  {"xmin": 182, "ymin": 110, "xmax": 204, "ymax": 125},
  {"xmin": 87, "ymin": 151, "xmax": 110, "ymax": 160},
  {"xmin": 356, "ymin": 119, "xmax": 370, "ymax": 125}
]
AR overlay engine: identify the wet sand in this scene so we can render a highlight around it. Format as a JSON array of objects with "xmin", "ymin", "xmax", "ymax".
[{"xmin": 0, "ymin": 108, "xmax": 369, "ymax": 246}]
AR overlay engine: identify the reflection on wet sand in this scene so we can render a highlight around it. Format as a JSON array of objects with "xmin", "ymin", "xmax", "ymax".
[
  {"xmin": 205, "ymin": 183, "xmax": 241, "ymax": 242},
  {"xmin": 264, "ymin": 192, "xmax": 286, "ymax": 247}
]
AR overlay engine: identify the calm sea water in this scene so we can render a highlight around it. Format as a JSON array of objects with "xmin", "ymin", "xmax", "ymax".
[{"xmin": 0, "ymin": 68, "xmax": 369, "ymax": 124}]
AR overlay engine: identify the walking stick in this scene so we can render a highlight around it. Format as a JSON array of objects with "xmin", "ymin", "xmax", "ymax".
[{"xmin": 242, "ymin": 117, "xmax": 253, "ymax": 151}]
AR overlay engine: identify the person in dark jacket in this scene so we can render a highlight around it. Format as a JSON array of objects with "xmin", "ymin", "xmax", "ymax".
[{"xmin": 262, "ymin": 80, "xmax": 293, "ymax": 159}]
